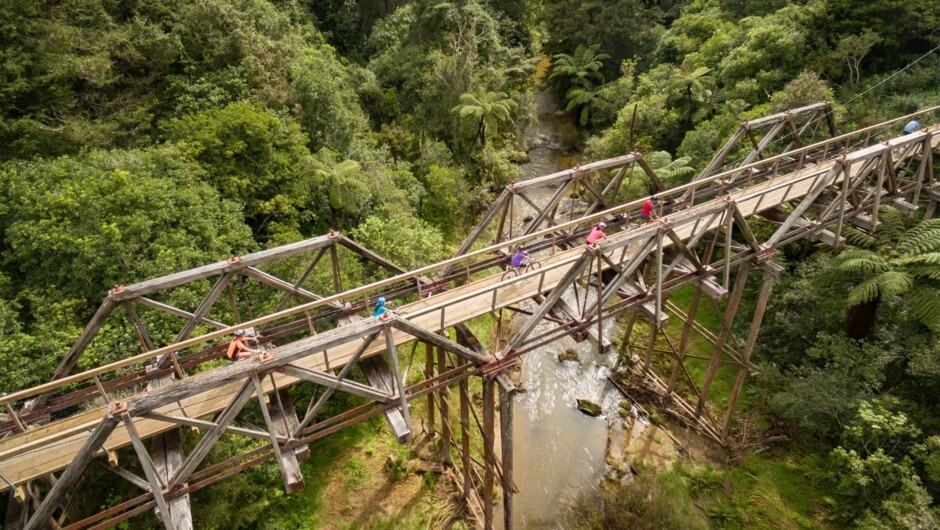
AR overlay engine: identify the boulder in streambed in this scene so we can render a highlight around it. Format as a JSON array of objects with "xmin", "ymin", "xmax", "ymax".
[
  {"xmin": 558, "ymin": 348, "xmax": 580, "ymax": 364},
  {"xmin": 576, "ymin": 399, "xmax": 602, "ymax": 417}
]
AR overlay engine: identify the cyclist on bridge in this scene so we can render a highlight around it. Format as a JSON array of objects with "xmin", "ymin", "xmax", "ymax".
[
  {"xmin": 511, "ymin": 245, "xmax": 533, "ymax": 274},
  {"xmin": 373, "ymin": 296, "xmax": 392, "ymax": 317},
  {"xmin": 226, "ymin": 329, "xmax": 262, "ymax": 361},
  {"xmin": 586, "ymin": 221, "xmax": 608, "ymax": 246},
  {"xmin": 641, "ymin": 193, "xmax": 657, "ymax": 221}
]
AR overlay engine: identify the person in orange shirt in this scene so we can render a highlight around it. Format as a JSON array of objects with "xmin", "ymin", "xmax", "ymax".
[{"xmin": 226, "ymin": 329, "xmax": 261, "ymax": 361}]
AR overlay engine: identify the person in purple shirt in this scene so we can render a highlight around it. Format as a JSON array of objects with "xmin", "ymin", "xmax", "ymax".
[{"xmin": 511, "ymin": 245, "xmax": 533, "ymax": 273}]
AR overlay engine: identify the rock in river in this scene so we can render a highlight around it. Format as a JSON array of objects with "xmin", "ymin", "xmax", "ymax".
[
  {"xmin": 576, "ymin": 399, "xmax": 602, "ymax": 417},
  {"xmin": 558, "ymin": 348, "xmax": 580, "ymax": 364}
]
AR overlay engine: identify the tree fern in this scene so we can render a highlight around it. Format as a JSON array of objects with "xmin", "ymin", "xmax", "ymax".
[
  {"xmin": 830, "ymin": 206, "xmax": 940, "ymax": 335},
  {"xmin": 847, "ymin": 276, "xmax": 882, "ymax": 306},
  {"xmin": 874, "ymin": 271, "xmax": 914, "ymax": 298},
  {"xmin": 910, "ymin": 288, "xmax": 940, "ymax": 332},
  {"xmin": 873, "ymin": 205, "xmax": 906, "ymax": 248},
  {"xmin": 842, "ymin": 224, "xmax": 876, "ymax": 248}
]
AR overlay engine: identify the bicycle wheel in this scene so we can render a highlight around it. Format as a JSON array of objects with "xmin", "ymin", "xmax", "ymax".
[
  {"xmin": 528, "ymin": 260, "xmax": 542, "ymax": 271},
  {"xmin": 501, "ymin": 268, "xmax": 519, "ymax": 281}
]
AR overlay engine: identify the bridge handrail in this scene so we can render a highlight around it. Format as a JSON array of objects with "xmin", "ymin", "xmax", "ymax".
[{"xmin": 2, "ymin": 106, "xmax": 937, "ymax": 409}]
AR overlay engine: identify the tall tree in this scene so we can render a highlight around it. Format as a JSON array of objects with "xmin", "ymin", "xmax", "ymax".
[
  {"xmin": 451, "ymin": 88, "xmax": 517, "ymax": 148},
  {"xmin": 668, "ymin": 64, "xmax": 715, "ymax": 125}
]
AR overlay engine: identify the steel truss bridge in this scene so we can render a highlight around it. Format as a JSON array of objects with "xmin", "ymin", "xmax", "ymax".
[{"xmin": 1, "ymin": 103, "xmax": 938, "ymax": 530}]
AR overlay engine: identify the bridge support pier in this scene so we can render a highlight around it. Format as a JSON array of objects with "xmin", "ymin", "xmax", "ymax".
[
  {"xmin": 721, "ymin": 264, "xmax": 779, "ymax": 438},
  {"xmin": 438, "ymin": 343, "xmax": 453, "ymax": 466},
  {"xmin": 4, "ymin": 487, "xmax": 31, "ymax": 530},
  {"xmin": 151, "ymin": 429, "xmax": 193, "ymax": 530},
  {"xmin": 482, "ymin": 376, "xmax": 495, "ymax": 530},
  {"xmin": 497, "ymin": 375, "xmax": 517, "ymax": 530}
]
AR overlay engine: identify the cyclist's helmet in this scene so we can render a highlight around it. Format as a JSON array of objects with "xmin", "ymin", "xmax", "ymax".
[
  {"xmin": 597, "ymin": 222, "xmax": 607, "ymax": 229},
  {"xmin": 234, "ymin": 329, "xmax": 247, "ymax": 337},
  {"xmin": 377, "ymin": 297, "xmax": 387, "ymax": 306}
]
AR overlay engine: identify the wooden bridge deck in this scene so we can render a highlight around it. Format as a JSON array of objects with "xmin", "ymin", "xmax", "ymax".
[{"xmin": 0, "ymin": 127, "xmax": 937, "ymax": 492}]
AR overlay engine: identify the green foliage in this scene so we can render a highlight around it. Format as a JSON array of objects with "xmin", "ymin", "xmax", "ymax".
[
  {"xmin": 0, "ymin": 0, "xmax": 308, "ymax": 160},
  {"xmin": 420, "ymin": 165, "xmax": 470, "ymax": 237},
  {"xmin": 543, "ymin": 0, "xmax": 667, "ymax": 75},
  {"xmin": 561, "ymin": 469, "xmax": 710, "ymax": 529},
  {"xmin": 452, "ymin": 88, "xmax": 518, "ymax": 148},
  {"xmin": 288, "ymin": 46, "xmax": 371, "ymax": 154},
  {"xmin": 550, "ymin": 44, "xmax": 610, "ymax": 87},
  {"xmin": 828, "ymin": 207, "xmax": 940, "ymax": 333},
  {"xmin": 162, "ymin": 101, "xmax": 311, "ymax": 239},
  {"xmin": 630, "ymin": 151, "xmax": 695, "ymax": 191},
  {"xmin": 822, "ymin": 399, "xmax": 928, "ymax": 522},
  {"xmin": 0, "ymin": 145, "xmax": 251, "ymax": 388},
  {"xmin": 350, "ymin": 212, "xmax": 447, "ymax": 270}
]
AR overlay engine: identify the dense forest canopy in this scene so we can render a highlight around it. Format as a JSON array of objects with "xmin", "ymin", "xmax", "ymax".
[{"xmin": 1, "ymin": 0, "xmax": 940, "ymax": 527}]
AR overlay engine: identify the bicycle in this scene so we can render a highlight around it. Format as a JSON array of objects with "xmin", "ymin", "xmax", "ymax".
[{"xmin": 500, "ymin": 259, "xmax": 541, "ymax": 281}]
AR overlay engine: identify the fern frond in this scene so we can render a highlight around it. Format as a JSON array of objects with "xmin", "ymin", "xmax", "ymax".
[
  {"xmin": 847, "ymin": 276, "xmax": 881, "ymax": 306},
  {"xmin": 841, "ymin": 225, "xmax": 876, "ymax": 248},
  {"xmin": 831, "ymin": 249, "xmax": 888, "ymax": 273},
  {"xmin": 874, "ymin": 271, "xmax": 914, "ymax": 298},
  {"xmin": 904, "ymin": 265, "xmax": 940, "ymax": 280},
  {"xmin": 909, "ymin": 288, "xmax": 940, "ymax": 332},
  {"xmin": 875, "ymin": 206, "xmax": 905, "ymax": 248},
  {"xmin": 896, "ymin": 253, "xmax": 940, "ymax": 267},
  {"xmin": 831, "ymin": 248, "xmax": 881, "ymax": 262},
  {"xmin": 898, "ymin": 228, "xmax": 940, "ymax": 256}
]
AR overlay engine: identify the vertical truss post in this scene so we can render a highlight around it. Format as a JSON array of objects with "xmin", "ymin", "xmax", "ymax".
[
  {"xmin": 424, "ymin": 341, "xmax": 436, "ymax": 435},
  {"xmin": 123, "ymin": 415, "xmax": 177, "ymax": 530},
  {"xmin": 438, "ymin": 342, "xmax": 452, "ymax": 466},
  {"xmin": 723, "ymin": 205, "xmax": 733, "ymax": 288},
  {"xmin": 871, "ymin": 151, "xmax": 888, "ymax": 229},
  {"xmin": 459, "ymin": 370, "xmax": 473, "ymax": 501},
  {"xmin": 496, "ymin": 375, "xmax": 516, "ymax": 530},
  {"xmin": 595, "ymin": 250, "xmax": 604, "ymax": 351},
  {"xmin": 655, "ymin": 226, "xmax": 664, "ymax": 327},
  {"xmin": 911, "ymin": 134, "xmax": 931, "ymax": 205},
  {"xmin": 384, "ymin": 324, "xmax": 413, "ymax": 442},
  {"xmin": 667, "ymin": 285, "xmax": 702, "ymax": 395},
  {"xmin": 251, "ymin": 375, "xmax": 304, "ymax": 493},
  {"xmin": 151, "ymin": 428, "xmax": 193, "ymax": 530},
  {"xmin": 329, "ymin": 243, "xmax": 342, "ymax": 293},
  {"xmin": 833, "ymin": 159, "xmax": 854, "ymax": 247},
  {"xmin": 722, "ymin": 268, "xmax": 777, "ymax": 438},
  {"xmin": 642, "ymin": 323, "xmax": 658, "ymax": 373},
  {"xmin": 482, "ymin": 376, "xmax": 496, "ymax": 530},
  {"xmin": 697, "ymin": 262, "xmax": 751, "ymax": 418}
]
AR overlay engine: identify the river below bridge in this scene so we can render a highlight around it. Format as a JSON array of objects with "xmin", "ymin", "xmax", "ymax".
[{"xmin": 493, "ymin": 66, "xmax": 623, "ymax": 529}]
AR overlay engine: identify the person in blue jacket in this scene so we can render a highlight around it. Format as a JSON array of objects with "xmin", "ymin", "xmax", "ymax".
[
  {"xmin": 373, "ymin": 296, "xmax": 391, "ymax": 317},
  {"xmin": 903, "ymin": 120, "xmax": 920, "ymax": 135}
]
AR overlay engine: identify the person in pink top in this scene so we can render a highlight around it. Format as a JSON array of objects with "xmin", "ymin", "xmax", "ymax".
[
  {"xmin": 586, "ymin": 222, "xmax": 607, "ymax": 245},
  {"xmin": 641, "ymin": 193, "xmax": 656, "ymax": 221}
]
